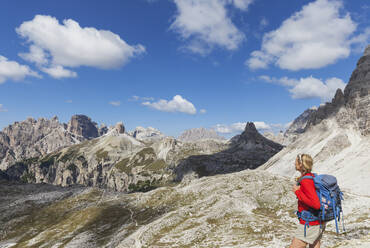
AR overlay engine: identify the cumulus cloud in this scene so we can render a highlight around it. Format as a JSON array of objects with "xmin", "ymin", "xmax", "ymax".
[
  {"xmin": 213, "ymin": 121, "xmax": 271, "ymax": 134},
  {"xmin": 171, "ymin": 0, "xmax": 252, "ymax": 54},
  {"xmin": 16, "ymin": 15, "xmax": 145, "ymax": 78},
  {"xmin": 109, "ymin": 101, "xmax": 121, "ymax": 106},
  {"xmin": 0, "ymin": 55, "xmax": 40, "ymax": 84},
  {"xmin": 0, "ymin": 104, "xmax": 8, "ymax": 112},
  {"xmin": 142, "ymin": 95, "xmax": 197, "ymax": 114},
  {"xmin": 40, "ymin": 65, "xmax": 77, "ymax": 79},
  {"xmin": 289, "ymin": 77, "xmax": 346, "ymax": 102},
  {"xmin": 199, "ymin": 109, "xmax": 207, "ymax": 114},
  {"xmin": 259, "ymin": 75, "xmax": 346, "ymax": 102},
  {"xmin": 247, "ymin": 0, "xmax": 359, "ymax": 70}
]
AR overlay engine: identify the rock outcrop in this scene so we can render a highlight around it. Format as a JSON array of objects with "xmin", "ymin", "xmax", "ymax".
[
  {"xmin": 67, "ymin": 115, "xmax": 99, "ymax": 139},
  {"xmin": 178, "ymin": 127, "xmax": 225, "ymax": 142}
]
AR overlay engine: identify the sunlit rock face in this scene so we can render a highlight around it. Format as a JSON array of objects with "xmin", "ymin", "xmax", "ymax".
[{"xmin": 0, "ymin": 115, "xmax": 109, "ymax": 171}]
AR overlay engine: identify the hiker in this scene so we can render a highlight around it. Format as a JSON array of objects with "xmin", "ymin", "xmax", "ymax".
[{"xmin": 289, "ymin": 154, "xmax": 325, "ymax": 248}]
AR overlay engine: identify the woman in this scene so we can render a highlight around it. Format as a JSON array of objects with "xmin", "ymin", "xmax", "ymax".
[{"xmin": 289, "ymin": 154, "xmax": 325, "ymax": 248}]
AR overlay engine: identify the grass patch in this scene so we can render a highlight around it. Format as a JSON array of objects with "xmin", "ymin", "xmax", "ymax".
[
  {"xmin": 144, "ymin": 159, "xmax": 167, "ymax": 172},
  {"xmin": 128, "ymin": 179, "xmax": 158, "ymax": 193},
  {"xmin": 115, "ymin": 158, "xmax": 131, "ymax": 174},
  {"xmin": 95, "ymin": 149, "xmax": 109, "ymax": 162}
]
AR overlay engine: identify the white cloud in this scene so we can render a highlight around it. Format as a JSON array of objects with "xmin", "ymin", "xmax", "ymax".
[
  {"xmin": 247, "ymin": 0, "xmax": 358, "ymax": 70},
  {"xmin": 289, "ymin": 77, "xmax": 346, "ymax": 102},
  {"xmin": 254, "ymin": 121, "xmax": 271, "ymax": 130},
  {"xmin": 40, "ymin": 65, "xmax": 77, "ymax": 79},
  {"xmin": 65, "ymin": 99, "xmax": 73, "ymax": 103},
  {"xmin": 128, "ymin": 95, "xmax": 154, "ymax": 102},
  {"xmin": 259, "ymin": 75, "xmax": 346, "ymax": 102},
  {"xmin": 142, "ymin": 95, "xmax": 196, "ymax": 114},
  {"xmin": 109, "ymin": 101, "xmax": 121, "ymax": 106},
  {"xmin": 231, "ymin": 0, "xmax": 254, "ymax": 10},
  {"xmin": 0, "ymin": 104, "xmax": 8, "ymax": 112},
  {"xmin": 0, "ymin": 55, "xmax": 40, "ymax": 84},
  {"xmin": 19, "ymin": 45, "xmax": 48, "ymax": 65},
  {"xmin": 171, "ymin": 0, "xmax": 251, "ymax": 54},
  {"xmin": 213, "ymin": 121, "xmax": 271, "ymax": 134},
  {"xmin": 16, "ymin": 15, "xmax": 145, "ymax": 78},
  {"xmin": 200, "ymin": 109, "xmax": 207, "ymax": 114}
]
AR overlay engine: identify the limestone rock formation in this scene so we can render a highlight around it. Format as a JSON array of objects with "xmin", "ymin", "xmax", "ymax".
[
  {"xmin": 67, "ymin": 115, "xmax": 99, "ymax": 139},
  {"xmin": 0, "ymin": 115, "xmax": 107, "ymax": 170},
  {"xmin": 178, "ymin": 127, "xmax": 225, "ymax": 142}
]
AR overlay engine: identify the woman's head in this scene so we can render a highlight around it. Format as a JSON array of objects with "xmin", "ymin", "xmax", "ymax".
[{"xmin": 295, "ymin": 153, "xmax": 313, "ymax": 174}]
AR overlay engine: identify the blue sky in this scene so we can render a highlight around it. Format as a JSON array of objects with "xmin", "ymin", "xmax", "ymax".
[{"xmin": 0, "ymin": 0, "xmax": 369, "ymax": 137}]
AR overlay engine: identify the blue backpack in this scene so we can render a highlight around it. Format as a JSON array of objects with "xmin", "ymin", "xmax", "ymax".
[{"xmin": 297, "ymin": 173, "xmax": 345, "ymax": 236}]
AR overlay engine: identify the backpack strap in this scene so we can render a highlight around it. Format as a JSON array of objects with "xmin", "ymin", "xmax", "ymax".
[{"xmin": 297, "ymin": 175, "xmax": 314, "ymax": 185}]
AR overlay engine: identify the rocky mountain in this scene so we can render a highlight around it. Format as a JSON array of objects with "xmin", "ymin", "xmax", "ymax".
[
  {"xmin": 260, "ymin": 45, "xmax": 370, "ymax": 196},
  {"xmin": 174, "ymin": 122, "xmax": 283, "ymax": 180},
  {"xmin": 1, "ymin": 122, "xmax": 280, "ymax": 193},
  {"xmin": 0, "ymin": 115, "xmax": 108, "ymax": 170},
  {"xmin": 178, "ymin": 127, "xmax": 225, "ymax": 142},
  {"xmin": 1, "ymin": 124, "xmax": 230, "ymax": 193}
]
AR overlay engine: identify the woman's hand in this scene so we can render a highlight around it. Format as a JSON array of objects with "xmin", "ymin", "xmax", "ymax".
[{"xmin": 292, "ymin": 184, "xmax": 300, "ymax": 193}]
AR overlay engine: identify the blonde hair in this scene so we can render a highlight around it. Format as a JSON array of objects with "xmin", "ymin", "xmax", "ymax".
[{"xmin": 296, "ymin": 154, "xmax": 314, "ymax": 181}]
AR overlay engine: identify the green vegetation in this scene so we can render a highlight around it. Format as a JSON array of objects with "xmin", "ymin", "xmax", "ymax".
[
  {"xmin": 144, "ymin": 159, "xmax": 167, "ymax": 172},
  {"xmin": 115, "ymin": 158, "xmax": 131, "ymax": 174},
  {"xmin": 95, "ymin": 148, "xmax": 109, "ymax": 162},
  {"xmin": 128, "ymin": 179, "xmax": 159, "ymax": 193},
  {"xmin": 59, "ymin": 148, "xmax": 79, "ymax": 162}
]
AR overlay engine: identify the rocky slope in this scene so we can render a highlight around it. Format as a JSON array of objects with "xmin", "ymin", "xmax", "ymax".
[
  {"xmin": 178, "ymin": 127, "xmax": 225, "ymax": 142},
  {"xmin": 0, "ymin": 115, "xmax": 108, "ymax": 171}
]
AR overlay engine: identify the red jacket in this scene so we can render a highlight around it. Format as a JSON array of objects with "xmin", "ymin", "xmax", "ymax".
[{"xmin": 295, "ymin": 173, "xmax": 321, "ymax": 225}]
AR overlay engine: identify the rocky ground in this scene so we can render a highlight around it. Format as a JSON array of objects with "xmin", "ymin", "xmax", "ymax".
[{"xmin": 0, "ymin": 170, "xmax": 369, "ymax": 248}]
